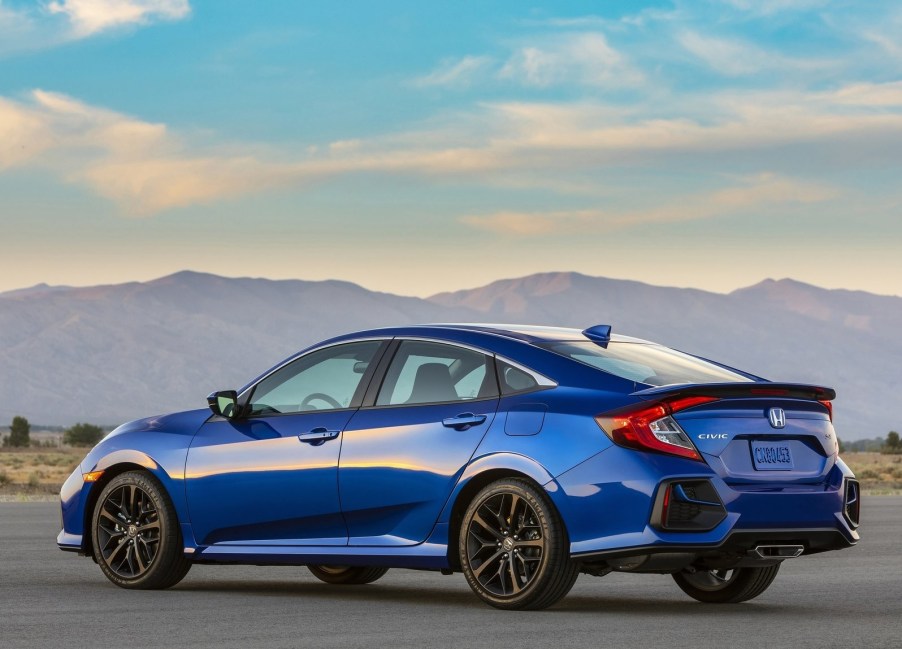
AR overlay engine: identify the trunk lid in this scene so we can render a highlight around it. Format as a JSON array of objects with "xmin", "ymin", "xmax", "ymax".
[{"xmin": 635, "ymin": 383, "xmax": 837, "ymax": 484}]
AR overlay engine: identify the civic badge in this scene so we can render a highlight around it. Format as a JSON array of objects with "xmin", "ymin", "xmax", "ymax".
[{"xmin": 768, "ymin": 408, "xmax": 786, "ymax": 429}]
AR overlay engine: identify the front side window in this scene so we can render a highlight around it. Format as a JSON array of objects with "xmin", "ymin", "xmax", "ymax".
[
  {"xmin": 248, "ymin": 341, "xmax": 381, "ymax": 415},
  {"xmin": 376, "ymin": 340, "xmax": 498, "ymax": 406}
]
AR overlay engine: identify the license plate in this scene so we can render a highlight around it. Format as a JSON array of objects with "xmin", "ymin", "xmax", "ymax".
[{"xmin": 751, "ymin": 441, "xmax": 794, "ymax": 471}]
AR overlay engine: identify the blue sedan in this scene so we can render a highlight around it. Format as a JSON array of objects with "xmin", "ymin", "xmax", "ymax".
[{"xmin": 58, "ymin": 324, "xmax": 859, "ymax": 609}]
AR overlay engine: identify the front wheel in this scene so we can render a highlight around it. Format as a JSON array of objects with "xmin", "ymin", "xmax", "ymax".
[
  {"xmin": 459, "ymin": 478, "xmax": 579, "ymax": 610},
  {"xmin": 91, "ymin": 471, "xmax": 191, "ymax": 589},
  {"xmin": 307, "ymin": 565, "xmax": 389, "ymax": 585},
  {"xmin": 672, "ymin": 564, "xmax": 781, "ymax": 603}
]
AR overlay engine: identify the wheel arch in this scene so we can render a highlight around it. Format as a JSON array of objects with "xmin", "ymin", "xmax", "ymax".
[
  {"xmin": 443, "ymin": 453, "xmax": 563, "ymax": 570},
  {"xmin": 81, "ymin": 453, "xmax": 176, "ymax": 557}
]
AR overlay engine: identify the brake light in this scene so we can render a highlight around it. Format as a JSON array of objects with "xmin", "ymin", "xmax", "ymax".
[
  {"xmin": 595, "ymin": 396, "xmax": 718, "ymax": 461},
  {"xmin": 818, "ymin": 399, "xmax": 833, "ymax": 422}
]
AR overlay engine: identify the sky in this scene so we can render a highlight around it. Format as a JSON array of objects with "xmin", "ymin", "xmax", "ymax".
[{"xmin": 0, "ymin": 0, "xmax": 901, "ymax": 297}]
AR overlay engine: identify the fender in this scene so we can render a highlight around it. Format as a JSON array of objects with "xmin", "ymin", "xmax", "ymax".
[
  {"xmin": 79, "ymin": 434, "xmax": 194, "ymax": 539},
  {"xmin": 87, "ymin": 448, "xmax": 161, "ymax": 474},
  {"xmin": 434, "ymin": 452, "xmax": 557, "ymax": 525}
]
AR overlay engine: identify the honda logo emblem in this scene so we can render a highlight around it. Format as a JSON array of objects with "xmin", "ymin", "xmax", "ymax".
[{"xmin": 768, "ymin": 408, "xmax": 786, "ymax": 429}]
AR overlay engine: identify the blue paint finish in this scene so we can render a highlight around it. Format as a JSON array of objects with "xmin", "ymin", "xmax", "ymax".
[
  {"xmin": 186, "ymin": 410, "xmax": 353, "ymax": 546},
  {"xmin": 58, "ymin": 323, "xmax": 858, "ymax": 572},
  {"xmin": 339, "ymin": 399, "xmax": 498, "ymax": 545},
  {"xmin": 504, "ymin": 403, "xmax": 547, "ymax": 436},
  {"xmin": 433, "ymin": 452, "xmax": 558, "ymax": 526}
]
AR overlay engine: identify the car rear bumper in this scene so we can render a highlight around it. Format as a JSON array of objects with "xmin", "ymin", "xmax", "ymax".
[
  {"xmin": 552, "ymin": 447, "xmax": 859, "ymax": 560},
  {"xmin": 571, "ymin": 527, "xmax": 855, "ymax": 562}
]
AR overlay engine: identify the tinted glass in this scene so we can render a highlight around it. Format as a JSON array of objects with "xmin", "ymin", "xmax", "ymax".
[
  {"xmin": 249, "ymin": 341, "xmax": 381, "ymax": 415},
  {"xmin": 377, "ymin": 341, "xmax": 498, "ymax": 406},
  {"xmin": 497, "ymin": 360, "xmax": 540, "ymax": 395},
  {"xmin": 542, "ymin": 341, "xmax": 751, "ymax": 386}
]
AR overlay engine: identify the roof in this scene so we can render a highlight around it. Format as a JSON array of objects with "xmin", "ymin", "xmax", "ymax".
[{"xmin": 334, "ymin": 323, "xmax": 650, "ymax": 345}]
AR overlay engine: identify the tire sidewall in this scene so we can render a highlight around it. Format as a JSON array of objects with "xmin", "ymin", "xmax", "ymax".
[
  {"xmin": 91, "ymin": 471, "xmax": 180, "ymax": 589},
  {"xmin": 458, "ymin": 479, "xmax": 564, "ymax": 608}
]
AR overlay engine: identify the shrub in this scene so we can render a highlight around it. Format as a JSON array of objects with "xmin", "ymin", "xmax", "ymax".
[
  {"xmin": 64, "ymin": 423, "xmax": 105, "ymax": 447},
  {"xmin": 8, "ymin": 416, "xmax": 30, "ymax": 447}
]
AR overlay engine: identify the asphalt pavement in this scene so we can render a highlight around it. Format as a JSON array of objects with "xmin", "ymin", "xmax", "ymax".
[{"xmin": 1, "ymin": 498, "xmax": 900, "ymax": 649}]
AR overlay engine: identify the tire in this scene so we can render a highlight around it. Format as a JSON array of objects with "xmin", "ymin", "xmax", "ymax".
[
  {"xmin": 459, "ymin": 478, "xmax": 579, "ymax": 610},
  {"xmin": 672, "ymin": 564, "xmax": 781, "ymax": 603},
  {"xmin": 91, "ymin": 470, "xmax": 191, "ymax": 590},
  {"xmin": 307, "ymin": 565, "xmax": 389, "ymax": 585}
]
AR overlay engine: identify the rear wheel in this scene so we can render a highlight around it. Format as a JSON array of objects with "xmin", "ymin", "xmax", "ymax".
[
  {"xmin": 459, "ymin": 478, "xmax": 579, "ymax": 610},
  {"xmin": 307, "ymin": 565, "xmax": 389, "ymax": 585},
  {"xmin": 672, "ymin": 564, "xmax": 781, "ymax": 603},
  {"xmin": 91, "ymin": 471, "xmax": 191, "ymax": 589}
]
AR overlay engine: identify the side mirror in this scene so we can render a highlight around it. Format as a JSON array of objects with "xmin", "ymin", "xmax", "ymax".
[{"xmin": 207, "ymin": 390, "xmax": 239, "ymax": 418}]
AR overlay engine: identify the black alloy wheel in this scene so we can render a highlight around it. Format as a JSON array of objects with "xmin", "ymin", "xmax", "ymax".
[
  {"xmin": 307, "ymin": 565, "xmax": 389, "ymax": 584},
  {"xmin": 673, "ymin": 564, "xmax": 781, "ymax": 603},
  {"xmin": 460, "ymin": 478, "xmax": 579, "ymax": 610},
  {"xmin": 92, "ymin": 471, "xmax": 191, "ymax": 589}
]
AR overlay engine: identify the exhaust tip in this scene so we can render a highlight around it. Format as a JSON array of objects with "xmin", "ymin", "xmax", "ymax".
[{"xmin": 753, "ymin": 544, "xmax": 804, "ymax": 559}]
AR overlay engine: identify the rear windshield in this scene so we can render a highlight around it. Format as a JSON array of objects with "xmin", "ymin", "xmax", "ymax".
[{"xmin": 541, "ymin": 341, "xmax": 752, "ymax": 386}]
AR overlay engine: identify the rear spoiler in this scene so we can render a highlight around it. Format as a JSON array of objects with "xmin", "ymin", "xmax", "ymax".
[{"xmin": 632, "ymin": 382, "xmax": 836, "ymax": 402}]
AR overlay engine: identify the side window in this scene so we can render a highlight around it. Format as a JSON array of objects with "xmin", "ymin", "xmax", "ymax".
[
  {"xmin": 497, "ymin": 359, "xmax": 546, "ymax": 395},
  {"xmin": 248, "ymin": 341, "xmax": 381, "ymax": 415},
  {"xmin": 376, "ymin": 341, "xmax": 499, "ymax": 406}
]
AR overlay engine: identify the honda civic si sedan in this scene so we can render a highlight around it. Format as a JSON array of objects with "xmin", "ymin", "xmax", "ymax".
[{"xmin": 58, "ymin": 323, "xmax": 859, "ymax": 609}]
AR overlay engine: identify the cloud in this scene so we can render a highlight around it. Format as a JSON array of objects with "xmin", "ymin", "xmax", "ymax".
[
  {"xmin": 677, "ymin": 30, "xmax": 831, "ymax": 76},
  {"xmin": 828, "ymin": 81, "xmax": 902, "ymax": 106},
  {"xmin": 498, "ymin": 32, "xmax": 644, "ymax": 88},
  {"xmin": 413, "ymin": 55, "xmax": 493, "ymax": 87},
  {"xmin": 413, "ymin": 32, "xmax": 643, "ymax": 90},
  {"xmin": 717, "ymin": 0, "xmax": 830, "ymax": 16},
  {"xmin": 461, "ymin": 174, "xmax": 838, "ymax": 236},
  {"xmin": 0, "ymin": 0, "xmax": 190, "ymax": 55},
  {"xmin": 0, "ymin": 90, "xmax": 285, "ymax": 213},
  {"xmin": 2, "ymin": 79, "xmax": 901, "ymax": 214},
  {"xmin": 48, "ymin": 0, "xmax": 189, "ymax": 37}
]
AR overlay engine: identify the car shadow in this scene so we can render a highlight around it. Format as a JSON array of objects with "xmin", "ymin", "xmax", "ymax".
[{"xmin": 173, "ymin": 579, "xmax": 805, "ymax": 615}]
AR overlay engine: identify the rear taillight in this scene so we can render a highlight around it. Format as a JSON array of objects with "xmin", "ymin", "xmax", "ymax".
[
  {"xmin": 818, "ymin": 399, "xmax": 833, "ymax": 422},
  {"xmin": 595, "ymin": 396, "xmax": 718, "ymax": 461}
]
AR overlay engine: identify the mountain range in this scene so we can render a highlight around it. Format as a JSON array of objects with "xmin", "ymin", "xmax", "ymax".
[{"xmin": 1, "ymin": 270, "xmax": 898, "ymax": 440}]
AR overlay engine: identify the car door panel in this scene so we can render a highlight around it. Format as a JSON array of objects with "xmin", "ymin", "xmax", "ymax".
[
  {"xmin": 337, "ymin": 339, "xmax": 501, "ymax": 547},
  {"xmin": 339, "ymin": 401, "xmax": 498, "ymax": 546},
  {"xmin": 186, "ymin": 411, "xmax": 351, "ymax": 546},
  {"xmin": 184, "ymin": 340, "xmax": 385, "ymax": 548}
]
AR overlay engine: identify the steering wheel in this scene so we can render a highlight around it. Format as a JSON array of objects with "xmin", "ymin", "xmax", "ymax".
[{"xmin": 300, "ymin": 392, "xmax": 342, "ymax": 410}]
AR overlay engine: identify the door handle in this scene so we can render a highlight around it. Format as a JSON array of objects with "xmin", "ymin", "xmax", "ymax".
[
  {"xmin": 442, "ymin": 413, "xmax": 487, "ymax": 430},
  {"xmin": 298, "ymin": 427, "xmax": 341, "ymax": 445}
]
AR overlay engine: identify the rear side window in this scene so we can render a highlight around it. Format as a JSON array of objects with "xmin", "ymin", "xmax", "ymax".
[
  {"xmin": 377, "ymin": 341, "xmax": 499, "ymax": 406},
  {"xmin": 541, "ymin": 341, "xmax": 751, "ymax": 386},
  {"xmin": 497, "ymin": 360, "xmax": 540, "ymax": 395}
]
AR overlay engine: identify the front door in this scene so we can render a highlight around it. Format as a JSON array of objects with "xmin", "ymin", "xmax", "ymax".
[
  {"xmin": 339, "ymin": 339, "xmax": 500, "ymax": 546},
  {"xmin": 185, "ymin": 340, "xmax": 384, "ymax": 547}
]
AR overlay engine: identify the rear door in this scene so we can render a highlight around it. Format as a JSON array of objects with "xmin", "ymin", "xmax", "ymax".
[{"xmin": 338, "ymin": 339, "xmax": 500, "ymax": 546}]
